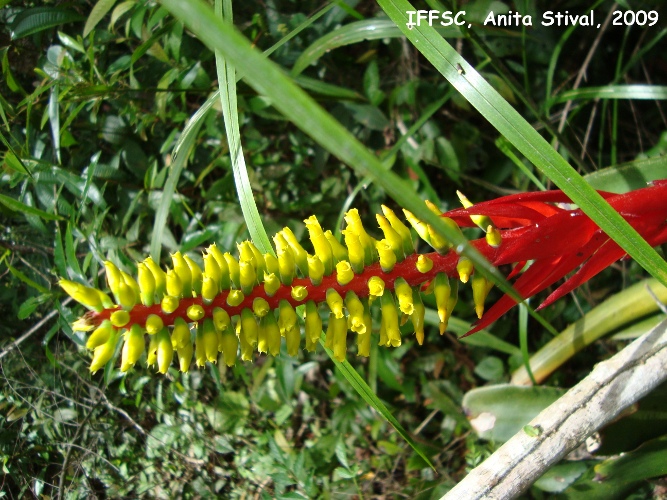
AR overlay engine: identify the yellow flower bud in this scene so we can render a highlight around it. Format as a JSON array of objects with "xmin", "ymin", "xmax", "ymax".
[
  {"xmin": 278, "ymin": 300, "xmax": 298, "ymax": 336},
  {"xmin": 324, "ymin": 313, "xmax": 335, "ymax": 351},
  {"xmin": 411, "ymin": 293, "xmax": 426, "ymax": 345},
  {"xmin": 434, "ymin": 273, "xmax": 451, "ymax": 330},
  {"xmin": 260, "ymin": 312, "xmax": 281, "ymax": 356},
  {"xmin": 402, "ymin": 209, "xmax": 430, "ymax": 243},
  {"xmin": 324, "ymin": 230, "xmax": 348, "ymax": 263},
  {"xmin": 90, "ymin": 328, "xmax": 118, "ymax": 374},
  {"xmin": 457, "ymin": 190, "xmax": 493, "ymax": 230},
  {"xmin": 203, "ymin": 252, "xmax": 221, "ymax": 290},
  {"xmin": 237, "ymin": 241, "xmax": 256, "ymax": 267},
  {"xmin": 471, "ymin": 272, "xmax": 491, "ymax": 319},
  {"xmin": 59, "ymin": 279, "xmax": 106, "ymax": 312},
  {"xmin": 427, "ymin": 223, "xmax": 451, "ymax": 254},
  {"xmin": 381, "ymin": 205, "xmax": 414, "ymax": 256},
  {"xmin": 281, "ymin": 227, "xmax": 309, "ymax": 276},
  {"xmin": 177, "ymin": 341, "xmax": 193, "ymax": 372},
  {"xmin": 171, "ymin": 317, "xmax": 191, "ymax": 349},
  {"xmin": 344, "ymin": 209, "xmax": 376, "ymax": 266},
  {"xmin": 145, "ymin": 314, "xmax": 164, "ymax": 335},
  {"xmin": 304, "ymin": 300, "xmax": 322, "ymax": 348},
  {"xmin": 376, "ymin": 239, "xmax": 396, "ymax": 273},
  {"xmin": 104, "ymin": 261, "xmax": 122, "ymax": 300},
  {"xmin": 240, "ymin": 308, "xmax": 258, "ymax": 348},
  {"xmin": 144, "ymin": 257, "xmax": 166, "ymax": 300},
  {"xmin": 166, "ymin": 269, "xmax": 183, "ymax": 298},
  {"xmin": 137, "ymin": 262, "xmax": 156, "ymax": 306},
  {"xmin": 223, "ymin": 252, "xmax": 240, "ymax": 290},
  {"xmin": 486, "ymin": 225, "xmax": 502, "ymax": 248},
  {"xmin": 161, "ymin": 295, "xmax": 179, "ymax": 314},
  {"xmin": 220, "ymin": 329, "xmax": 239, "ymax": 367},
  {"xmin": 368, "ymin": 276, "xmax": 385, "ymax": 299},
  {"xmin": 277, "ymin": 247, "xmax": 296, "ymax": 286},
  {"xmin": 117, "ymin": 282, "xmax": 136, "ymax": 310},
  {"xmin": 252, "ymin": 297, "xmax": 270, "ymax": 317},
  {"xmin": 357, "ymin": 304, "xmax": 372, "ymax": 357},
  {"xmin": 171, "ymin": 252, "xmax": 192, "ymax": 298},
  {"xmin": 202, "ymin": 318, "xmax": 219, "ymax": 363},
  {"xmin": 184, "ymin": 255, "xmax": 203, "ymax": 296},
  {"xmin": 120, "ymin": 324, "xmax": 145, "ymax": 372},
  {"xmin": 305, "ymin": 215, "xmax": 334, "ymax": 275},
  {"xmin": 146, "ymin": 335, "xmax": 158, "ymax": 368},
  {"xmin": 380, "ymin": 292, "xmax": 401, "ymax": 347},
  {"xmin": 424, "ymin": 199, "xmax": 442, "ymax": 216},
  {"xmin": 344, "ymin": 291, "xmax": 365, "ymax": 334},
  {"xmin": 263, "ymin": 272, "xmax": 281, "ymax": 297},
  {"xmin": 239, "ymin": 260, "xmax": 257, "ymax": 295},
  {"xmin": 110, "ymin": 310, "xmax": 130, "ymax": 328},
  {"xmin": 238, "ymin": 320, "xmax": 253, "ymax": 362},
  {"xmin": 330, "ymin": 315, "xmax": 348, "ymax": 362},
  {"xmin": 121, "ymin": 271, "xmax": 141, "ymax": 300},
  {"xmin": 377, "ymin": 214, "xmax": 405, "ymax": 261},
  {"xmin": 86, "ymin": 320, "xmax": 113, "ymax": 349},
  {"xmin": 394, "ymin": 278, "xmax": 414, "ymax": 315},
  {"xmin": 248, "ymin": 242, "xmax": 267, "ymax": 278},
  {"xmin": 212, "ymin": 307, "xmax": 231, "ymax": 332},
  {"xmin": 335, "ymin": 260, "xmax": 354, "ymax": 286},
  {"xmin": 416, "ymin": 254, "xmax": 434, "ymax": 273},
  {"xmin": 325, "ymin": 288, "xmax": 345, "ymax": 319},
  {"xmin": 342, "ymin": 228, "xmax": 365, "ymax": 274},
  {"xmin": 187, "ymin": 304, "xmax": 205, "ymax": 322},
  {"xmin": 291, "ymin": 285, "xmax": 308, "ymax": 301},
  {"xmin": 307, "ymin": 254, "xmax": 325, "ymax": 286},
  {"xmin": 226, "ymin": 290, "xmax": 244, "ymax": 307},
  {"xmin": 285, "ymin": 322, "xmax": 300, "ymax": 357},
  {"xmin": 457, "ymin": 256, "xmax": 473, "ymax": 283},
  {"xmin": 202, "ymin": 276, "xmax": 218, "ymax": 303},
  {"xmin": 156, "ymin": 328, "xmax": 173, "ymax": 374},
  {"xmin": 264, "ymin": 253, "xmax": 279, "ymax": 276},
  {"xmin": 207, "ymin": 244, "xmax": 231, "ymax": 290}
]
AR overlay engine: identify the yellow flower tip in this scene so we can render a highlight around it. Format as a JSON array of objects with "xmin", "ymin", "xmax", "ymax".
[
  {"xmin": 342, "ymin": 228, "xmax": 365, "ymax": 273},
  {"xmin": 207, "ymin": 245, "xmax": 231, "ymax": 290},
  {"xmin": 171, "ymin": 252, "xmax": 193, "ymax": 298},
  {"xmin": 394, "ymin": 278, "xmax": 414, "ymax": 316},
  {"xmin": 263, "ymin": 272, "xmax": 281, "ymax": 297},
  {"xmin": 380, "ymin": 292, "xmax": 401, "ymax": 347},
  {"xmin": 171, "ymin": 317, "xmax": 191, "ymax": 349},
  {"xmin": 331, "ymin": 315, "xmax": 348, "ymax": 362},
  {"xmin": 90, "ymin": 329, "xmax": 118, "ymax": 374},
  {"xmin": 304, "ymin": 300, "xmax": 322, "ymax": 345},
  {"xmin": 59, "ymin": 279, "xmax": 105, "ymax": 312},
  {"xmin": 368, "ymin": 276, "xmax": 385, "ymax": 298},
  {"xmin": 212, "ymin": 307, "xmax": 231, "ymax": 332},
  {"xmin": 472, "ymin": 273, "xmax": 490, "ymax": 320},
  {"xmin": 117, "ymin": 282, "xmax": 136, "ymax": 309},
  {"xmin": 381, "ymin": 205, "xmax": 414, "ymax": 256},
  {"xmin": 416, "ymin": 254, "xmax": 434, "ymax": 273},
  {"xmin": 426, "ymin": 224, "xmax": 451, "ymax": 254},
  {"xmin": 264, "ymin": 253, "xmax": 279, "ymax": 276},
  {"xmin": 433, "ymin": 273, "xmax": 451, "ymax": 325},
  {"xmin": 137, "ymin": 262, "xmax": 156, "ymax": 306},
  {"xmin": 424, "ymin": 200, "xmax": 443, "ymax": 216},
  {"xmin": 203, "ymin": 253, "xmax": 222, "ymax": 289},
  {"xmin": 376, "ymin": 239, "xmax": 396, "ymax": 272},
  {"xmin": 291, "ymin": 285, "xmax": 309, "ymax": 301},
  {"xmin": 324, "ymin": 230, "xmax": 349, "ymax": 262},
  {"xmin": 240, "ymin": 309, "xmax": 259, "ymax": 348},
  {"xmin": 144, "ymin": 257, "xmax": 167, "ymax": 300},
  {"xmin": 86, "ymin": 320, "xmax": 113, "ymax": 349},
  {"xmin": 262, "ymin": 313, "xmax": 281, "ymax": 357},
  {"xmin": 201, "ymin": 319, "xmax": 219, "ymax": 363},
  {"xmin": 402, "ymin": 209, "xmax": 430, "ymax": 242},
  {"xmin": 161, "ymin": 295, "xmax": 180, "ymax": 314},
  {"xmin": 156, "ymin": 329, "xmax": 174, "ymax": 374},
  {"xmin": 223, "ymin": 252, "xmax": 240, "ymax": 289},
  {"xmin": 103, "ymin": 261, "xmax": 122, "ymax": 296},
  {"xmin": 305, "ymin": 215, "xmax": 335, "ymax": 275},
  {"xmin": 226, "ymin": 289, "xmax": 245, "ymax": 307},
  {"xmin": 110, "ymin": 310, "xmax": 130, "ymax": 328},
  {"xmin": 281, "ymin": 227, "xmax": 309, "ymax": 275},
  {"xmin": 177, "ymin": 341, "xmax": 193, "ymax": 373},
  {"xmin": 276, "ymin": 247, "xmax": 296, "ymax": 286},
  {"xmin": 145, "ymin": 314, "xmax": 164, "ymax": 335},
  {"xmin": 184, "ymin": 255, "xmax": 203, "ymax": 296},
  {"xmin": 220, "ymin": 330, "xmax": 239, "ymax": 367},
  {"xmin": 344, "ymin": 208, "xmax": 376, "ymax": 266},
  {"xmin": 486, "ymin": 225, "xmax": 502, "ymax": 248},
  {"xmin": 456, "ymin": 190, "xmax": 473, "ymax": 209},
  {"xmin": 252, "ymin": 297, "xmax": 270, "ymax": 317},
  {"xmin": 335, "ymin": 260, "xmax": 354, "ymax": 286},
  {"xmin": 146, "ymin": 335, "xmax": 158, "ymax": 368},
  {"xmin": 456, "ymin": 257, "xmax": 473, "ymax": 283},
  {"xmin": 186, "ymin": 304, "xmax": 205, "ymax": 322},
  {"xmin": 121, "ymin": 324, "xmax": 145, "ymax": 372},
  {"xmin": 72, "ymin": 317, "xmax": 94, "ymax": 332},
  {"xmin": 202, "ymin": 276, "xmax": 218, "ymax": 303},
  {"xmin": 344, "ymin": 292, "xmax": 366, "ymax": 335},
  {"xmin": 278, "ymin": 299, "xmax": 298, "ymax": 333},
  {"xmin": 411, "ymin": 296, "xmax": 426, "ymax": 346},
  {"xmin": 325, "ymin": 288, "xmax": 345, "ymax": 319},
  {"xmin": 376, "ymin": 214, "xmax": 405, "ymax": 261},
  {"xmin": 239, "ymin": 260, "xmax": 258, "ymax": 295},
  {"xmin": 166, "ymin": 269, "xmax": 184, "ymax": 298},
  {"xmin": 307, "ymin": 254, "xmax": 324, "ymax": 286}
]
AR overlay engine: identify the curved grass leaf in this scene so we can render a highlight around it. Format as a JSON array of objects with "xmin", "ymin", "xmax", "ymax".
[
  {"xmin": 551, "ymin": 84, "xmax": 667, "ymax": 105},
  {"xmin": 0, "ymin": 193, "xmax": 63, "ymax": 221},
  {"xmin": 11, "ymin": 7, "xmax": 84, "ymax": 40}
]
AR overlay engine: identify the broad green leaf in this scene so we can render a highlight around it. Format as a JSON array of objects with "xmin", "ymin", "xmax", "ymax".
[
  {"xmin": 10, "ymin": 7, "xmax": 84, "ymax": 40},
  {"xmin": 83, "ymin": 0, "xmax": 118, "ymax": 37},
  {"xmin": 0, "ymin": 193, "xmax": 63, "ymax": 221}
]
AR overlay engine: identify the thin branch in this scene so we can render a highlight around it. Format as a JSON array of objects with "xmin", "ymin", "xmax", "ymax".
[{"xmin": 444, "ymin": 317, "xmax": 667, "ymax": 499}]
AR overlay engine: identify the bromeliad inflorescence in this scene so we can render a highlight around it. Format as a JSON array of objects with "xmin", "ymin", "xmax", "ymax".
[{"xmin": 60, "ymin": 181, "xmax": 667, "ymax": 374}]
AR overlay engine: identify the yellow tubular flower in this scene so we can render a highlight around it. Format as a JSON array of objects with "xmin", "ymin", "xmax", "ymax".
[
  {"xmin": 357, "ymin": 302, "xmax": 372, "ymax": 357},
  {"xmin": 344, "ymin": 291, "xmax": 365, "ymax": 334},
  {"xmin": 307, "ymin": 254, "xmax": 324, "ymax": 286},
  {"xmin": 335, "ymin": 260, "xmax": 354, "ymax": 286},
  {"xmin": 59, "ymin": 279, "xmax": 107, "ymax": 312},
  {"xmin": 121, "ymin": 324, "xmax": 145, "ymax": 372},
  {"xmin": 238, "ymin": 320, "xmax": 253, "ymax": 362},
  {"xmin": 203, "ymin": 252, "xmax": 221, "ymax": 290},
  {"xmin": 324, "ymin": 313, "xmax": 335, "ymax": 350},
  {"xmin": 411, "ymin": 293, "xmax": 426, "ymax": 345},
  {"xmin": 240, "ymin": 308, "xmax": 258, "ymax": 348},
  {"xmin": 166, "ymin": 269, "xmax": 183, "ymax": 298},
  {"xmin": 291, "ymin": 286, "xmax": 308, "ymax": 302},
  {"xmin": 331, "ymin": 315, "xmax": 348, "ymax": 362},
  {"xmin": 201, "ymin": 276, "xmax": 217, "ymax": 303},
  {"xmin": 377, "ymin": 214, "xmax": 405, "ymax": 261},
  {"xmin": 344, "ymin": 209, "xmax": 376, "ymax": 265},
  {"xmin": 380, "ymin": 291, "xmax": 401, "ymax": 347},
  {"xmin": 324, "ymin": 230, "xmax": 348, "ymax": 263},
  {"xmin": 144, "ymin": 257, "xmax": 166, "ymax": 300},
  {"xmin": 402, "ymin": 209, "xmax": 431, "ymax": 243},
  {"xmin": 305, "ymin": 215, "xmax": 334, "ymax": 275},
  {"xmin": 445, "ymin": 278, "xmax": 459, "ymax": 331},
  {"xmin": 156, "ymin": 328, "xmax": 173, "ymax": 374},
  {"xmin": 486, "ymin": 225, "xmax": 502, "ymax": 248},
  {"xmin": 213, "ymin": 307, "xmax": 231, "ymax": 332},
  {"xmin": 161, "ymin": 295, "xmax": 179, "ymax": 314},
  {"xmin": 117, "ymin": 282, "xmax": 136, "ymax": 310},
  {"xmin": 263, "ymin": 312, "xmax": 281, "ymax": 356},
  {"xmin": 381, "ymin": 205, "xmax": 414, "ymax": 256},
  {"xmin": 104, "ymin": 261, "xmax": 122, "ymax": 300},
  {"xmin": 145, "ymin": 314, "xmax": 164, "ymax": 335},
  {"xmin": 263, "ymin": 272, "xmax": 281, "ymax": 296},
  {"xmin": 237, "ymin": 241, "xmax": 256, "ymax": 268},
  {"xmin": 457, "ymin": 190, "xmax": 493, "ymax": 230},
  {"xmin": 86, "ymin": 320, "xmax": 113, "ymax": 349},
  {"xmin": 433, "ymin": 273, "xmax": 451, "ymax": 332},
  {"xmin": 416, "ymin": 254, "xmax": 434, "ymax": 273},
  {"xmin": 264, "ymin": 253, "xmax": 279, "ymax": 276},
  {"xmin": 171, "ymin": 252, "xmax": 193, "ymax": 298},
  {"xmin": 456, "ymin": 256, "xmax": 474, "ymax": 283},
  {"xmin": 304, "ymin": 300, "xmax": 322, "ymax": 348},
  {"xmin": 248, "ymin": 242, "xmax": 267, "ymax": 278},
  {"xmin": 177, "ymin": 341, "xmax": 193, "ymax": 372},
  {"xmin": 471, "ymin": 272, "xmax": 491, "ymax": 319},
  {"xmin": 277, "ymin": 247, "xmax": 296, "ymax": 286},
  {"xmin": 325, "ymin": 288, "xmax": 345, "ymax": 319},
  {"xmin": 426, "ymin": 224, "xmax": 451, "ymax": 254},
  {"xmin": 278, "ymin": 300, "xmax": 298, "ymax": 336},
  {"xmin": 220, "ymin": 329, "xmax": 239, "ymax": 367},
  {"xmin": 137, "ymin": 262, "xmax": 156, "ymax": 306},
  {"xmin": 223, "ymin": 252, "xmax": 240, "ymax": 290},
  {"xmin": 226, "ymin": 290, "xmax": 245, "ymax": 307},
  {"xmin": 252, "ymin": 297, "xmax": 270, "ymax": 317},
  {"xmin": 171, "ymin": 317, "xmax": 191, "ymax": 349},
  {"xmin": 199, "ymin": 318, "xmax": 219, "ymax": 363},
  {"xmin": 146, "ymin": 335, "xmax": 158, "ymax": 368},
  {"xmin": 184, "ymin": 255, "xmax": 203, "ymax": 296},
  {"xmin": 376, "ymin": 239, "xmax": 397, "ymax": 273},
  {"xmin": 239, "ymin": 260, "xmax": 257, "ymax": 295},
  {"xmin": 281, "ymin": 227, "xmax": 309, "ymax": 276},
  {"xmin": 90, "ymin": 328, "xmax": 118, "ymax": 374},
  {"xmin": 110, "ymin": 310, "xmax": 130, "ymax": 328},
  {"xmin": 207, "ymin": 244, "xmax": 231, "ymax": 290},
  {"xmin": 187, "ymin": 304, "xmax": 205, "ymax": 321},
  {"xmin": 368, "ymin": 276, "xmax": 385, "ymax": 301},
  {"xmin": 394, "ymin": 277, "xmax": 414, "ymax": 315},
  {"xmin": 342, "ymin": 229, "xmax": 365, "ymax": 274},
  {"xmin": 285, "ymin": 323, "xmax": 300, "ymax": 357}
]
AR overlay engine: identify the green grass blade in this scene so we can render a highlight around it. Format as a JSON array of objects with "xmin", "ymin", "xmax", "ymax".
[
  {"xmin": 584, "ymin": 156, "xmax": 667, "ymax": 193},
  {"xmin": 0, "ymin": 193, "xmax": 63, "ymax": 221},
  {"xmin": 551, "ymin": 85, "xmax": 667, "ymax": 104},
  {"xmin": 377, "ymin": 0, "xmax": 667, "ymax": 289}
]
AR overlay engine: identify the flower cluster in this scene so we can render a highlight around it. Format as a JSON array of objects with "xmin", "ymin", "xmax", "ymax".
[{"xmin": 60, "ymin": 181, "xmax": 667, "ymax": 374}]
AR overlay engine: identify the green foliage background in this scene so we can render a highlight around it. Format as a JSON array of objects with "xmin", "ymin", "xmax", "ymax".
[{"xmin": 1, "ymin": 0, "xmax": 666, "ymax": 498}]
